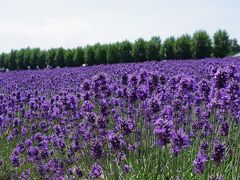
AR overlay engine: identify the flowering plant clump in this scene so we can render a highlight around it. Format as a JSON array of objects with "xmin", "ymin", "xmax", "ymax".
[{"xmin": 0, "ymin": 57, "xmax": 240, "ymax": 179}]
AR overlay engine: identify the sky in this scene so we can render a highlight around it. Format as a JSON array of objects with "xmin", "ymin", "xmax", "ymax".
[{"xmin": 0, "ymin": 0, "xmax": 239, "ymax": 53}]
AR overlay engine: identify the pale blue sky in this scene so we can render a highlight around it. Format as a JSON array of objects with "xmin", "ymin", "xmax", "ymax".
[{"xmin": 0, "ymin": 0, "xmax": 239, "ymax": 52}]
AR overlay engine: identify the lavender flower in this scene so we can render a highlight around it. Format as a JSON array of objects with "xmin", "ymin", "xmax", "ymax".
[
  {"xmin": 124, "ymin": 164, "xmax": 131, "ymax": 174},
  {"xmin": 209, "ymin": 176, "xmax": 224, "ymax": 180},
  {"xmin": 211, "ymin": 141, "xmax": 226, "ymax": 165},
  {"xmin": 200, "ymin": 142, "xmax": 209, "ymax": 153},
  {"xmin": 91, "ymin": 140, "xmax": 103, "ymax": 159},
  {"xmin": 76, "ymin": 168, "xmax": 83, "ymax": 177},
  {"xmin": 120, "ymin": 118, "xmax": 135, "ymax": 135},
  {"xmin": 171, "ymin": 128, "xmax": 190, "ymax": 156},
  {"xmin": 19, "ymin": 169, "xmax": 31, "ymax": 180},
  {"xmin": 193, "ymin": 150, "xmax": 208, "ymax": 174},
  {"xmin": 89, "ymin": 163, "xmax": 103, "ymax": 179},
  {"xmin": 153, "ymin": 117, "xmax": 174, "ymax": 146},
  {"xmin": 108, "ymin": 132, "xmax": 125, "ymax": 150},
  {"xmin": 219, "ymin": 122, "xmax": 229, "ymax": 136}
]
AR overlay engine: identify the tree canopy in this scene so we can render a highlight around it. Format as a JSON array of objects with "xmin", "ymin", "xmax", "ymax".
[{"xmin": 0, "ymin": 29, "xmax": 238, "ymax": 70}]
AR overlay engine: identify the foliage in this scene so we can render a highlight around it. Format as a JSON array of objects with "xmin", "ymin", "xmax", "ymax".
[
  {"xmin": 0, "ymin": 30, "xmax": 238, "ymax": 70},
  {"xmin": 64, "ymin": 49, "xmax": 74, "ymax": 67},
  {"xmin": 54, "ymin": 48, "xmax": 65, "ymax": 68},
  {"xmin": 213, "ymin": 29, "xmax": 231, "ymax": 58},
  {"xmin": 191, "ymin": 30, "xmax": 212, "ymax": 59},
  {"xmin": 8, "ymin": 50, "xmax": 17, "ymax": 70},
  {"xmin": 132, "ymin": 38, "xmax": 147, "ymax": 62},
  {"xmin": 95, "ymin": 45, "xmax": 107, "ymax": 65},
  {"xmin": 47, "ymin": 48, "xmax": 57, "ymax": 68},
  {"xmin": 38, "ymin": 50, "xmax": 47, "ymax": 69},
  {"xmin": 161, "ymin": 36, "xmax": 176, "ymax": 59},
  {"xmin": 107, "ymin": 43, "xmax": 119, "ymax": 64},
  {"xmin": 146, "ymin": 36, "xmax": 161, "ymax": 60},
  {"xmin": 229, "ymin": 38, "xmax": 240, "ymax": 55},
  {"xmin": 175, "ymin": 34, "xmax": 192, "ymax": 59},
  {"xmin": 84, "ymin": 45, "xmax": 95, "ymax": 66},
  {"xmin": 73, "ymin": 47, "xmax": 85, "ymax": 66},
  {"xmin": 118, "ymin": 40, "xmax": 133, "ymax": 63}
]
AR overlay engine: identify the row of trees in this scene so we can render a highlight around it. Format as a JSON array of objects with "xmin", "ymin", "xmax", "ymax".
[{"xmin": 0, "ymin": 29, "xmax": 239, "ymax": 70}]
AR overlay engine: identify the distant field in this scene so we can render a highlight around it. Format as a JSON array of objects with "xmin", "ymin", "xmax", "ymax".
[{"xmin": 0, "ymin": 57, "xmax": 240, "ymax": 179}]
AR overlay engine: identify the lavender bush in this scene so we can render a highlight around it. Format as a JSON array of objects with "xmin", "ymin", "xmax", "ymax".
[{"xmin": 0, "ymin": 57, "xmax": 240, "ymax": 179}]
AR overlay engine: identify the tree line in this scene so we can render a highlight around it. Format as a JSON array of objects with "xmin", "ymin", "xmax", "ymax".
[{"xmin": 0, "ymin": 29, "xmax": 239, "ymax": 70}]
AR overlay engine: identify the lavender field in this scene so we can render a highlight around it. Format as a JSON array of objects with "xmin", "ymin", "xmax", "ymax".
[{"xmin": 0, "ymin": 57, "xmax": 240, "ymax": 179}]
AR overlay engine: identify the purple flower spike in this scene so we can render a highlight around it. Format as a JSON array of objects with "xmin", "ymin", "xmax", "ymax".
[
  {"xmin": 211, "ymin": 141, "xmax": 226, "ymax": 165},
  {"xmin": 89, "ymin": 163, "xmax": 103, "ymax": 179},
  {"xmin": 193, "ymin": 150, "xmax": 208, "ymax": 174}
]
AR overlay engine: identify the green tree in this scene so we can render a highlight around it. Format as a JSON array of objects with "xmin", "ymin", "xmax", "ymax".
[
  {"xmin": 64, "ymin": 49, "xmax": 74, "ymax": 67},
  {"xmin": 30, "ymin": 48, "xmax": 40, "ymax": 69},
  {"xmin": 191, "ymin": 30, "xmax": 212, "ymax": 59},
  {"xmin": 132, "ymin": 38, "xmax": 146, "ymax": 62},
  {"xmin": 16, "ymin": 49, "xmax": 25, "ymax": 69},
  {"xmin": 47, "ymin": 48, "xmax": 57, "ymax": 68},
  {"xmin": 213, "ymin": 29, "xmax": 231, "ymax": 58},
  {"xmin": 38, "ymin": 50, "xmax": 47, "ymax": 69},
  {"xmin": 160, "ymin": 37, "xmax": 176, "ymax": 59},
  {"xmin": 107, "ymin": 44, "xmax": 119, "ymax": 64},
  {"xmin": 8, "ymin": 50, "xmax": 17, "ymax": 70},
  {"xmin": 84, "ymin": 45, "xmax": 95, "ymax": 65},
  {"xmin": 54, "ymin": 48, "xmax": 65, "ymax": 67},
  {"xmin": 0, "ymin": 53, "xmax": 7, "ymax": 68},
  {"xmin": 146, "ymin": 36, "xmax": 161, "ymax": 60},
  {"xmin": 73, "ymin": 47, "xmax": 85, "ymax": 66},
  {"xmin": 118, "ymin": 40, "xmax": 133, "ymax": 63},
  {"xmin": 23, "ymin": 48, "xmax": 31, "ymax": 69},
  {"xmin": 175, "ymin": 34, "xmax": 192, "ymax": 59},
  {"xmin": 95, "ymin": 44, "xmax": 107, "ymax": 64},
  {"xmin": 0, "ymin": 54, "xmax": 3, "ymax": 68},
  {"xmin": 229, "ymin": 38, "xmax": 240, "ymax": 55}
]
